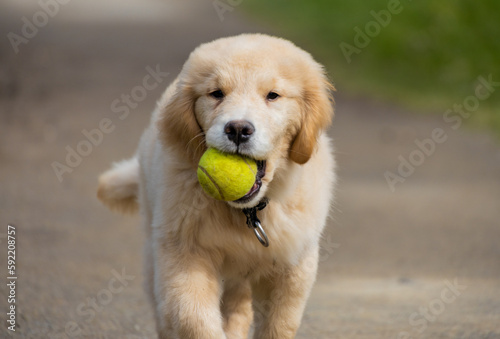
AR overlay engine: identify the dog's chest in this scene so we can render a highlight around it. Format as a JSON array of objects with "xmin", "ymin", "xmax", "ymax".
[{"xmin": 219, "ymin": 247, "xmax": 278, "ymax": 281}]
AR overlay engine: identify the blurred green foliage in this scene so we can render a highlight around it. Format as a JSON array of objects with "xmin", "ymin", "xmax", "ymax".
[{"xmin": 242, "ymin": 0, "xmax": 500, "ymax": 134}]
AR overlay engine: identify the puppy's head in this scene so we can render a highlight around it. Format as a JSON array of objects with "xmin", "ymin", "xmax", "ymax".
[{"xmin": 159, "ymin": 34, "xmax": 334, "ymax": 208}]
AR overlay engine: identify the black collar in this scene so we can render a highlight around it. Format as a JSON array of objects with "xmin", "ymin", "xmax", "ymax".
[{"xmin": 242, "ymin": 198, "xmax": 269, "ymax": 247}]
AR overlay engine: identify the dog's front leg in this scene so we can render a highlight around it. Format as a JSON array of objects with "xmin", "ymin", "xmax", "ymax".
[
  {"xmin": 154, "ymin": 244, "xmax": 225, "ymax": 339},
  {"xmin": 252, "ymin": 247, "xmax": 319, "ymax": 339}
]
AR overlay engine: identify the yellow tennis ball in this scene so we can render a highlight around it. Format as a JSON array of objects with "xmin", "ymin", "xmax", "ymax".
[{"xmin": 197, "ymin": 148, "xmax": 257, "ymax": 201}]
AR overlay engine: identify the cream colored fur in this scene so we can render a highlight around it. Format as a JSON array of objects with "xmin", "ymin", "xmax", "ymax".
[
  {"xmin": 98, "ymin": 34, "xmax": 336, "ymax": 339},
  {"xmin": 97, "ymin": 157, "xmax": 139, "ymax": 213}
]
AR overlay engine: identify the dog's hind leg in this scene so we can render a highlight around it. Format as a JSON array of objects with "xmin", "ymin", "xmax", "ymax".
[{"xmin": 221, "ymin": 279, "xmax": 253, "ymax": 339}]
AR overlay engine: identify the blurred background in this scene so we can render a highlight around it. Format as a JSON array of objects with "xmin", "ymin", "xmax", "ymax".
[
  {"xmin": 0, "ymin": 0, "xmax": 499, "ymax": 338},
  {"xmin": 245, "ymin": 0, "xmax": 500, "ymax": 134}
]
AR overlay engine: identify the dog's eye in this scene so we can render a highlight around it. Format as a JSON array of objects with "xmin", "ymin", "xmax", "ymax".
[
  {"xmin": 210, "ymin": 89, "xmax": 224, "ymax": 100},
  {"xmin": 266, "ymin": 91, "xmax": 280, "ymax": 101}
]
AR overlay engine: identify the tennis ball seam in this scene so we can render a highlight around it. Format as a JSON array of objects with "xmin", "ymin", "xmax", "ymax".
[
  {"xmin": 198, "ymin": 165, "xmax": 225, "ymax": 200},
  {"xmin": 242, "ymin": 157, "xmax": 257, "ymax": 177}
]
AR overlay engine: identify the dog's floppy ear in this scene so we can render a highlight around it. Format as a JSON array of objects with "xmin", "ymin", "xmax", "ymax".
[
  {"xmin": 290, "ymin": 74, "xmax": 335, "ymax": 164},
  {"xmin": 158, "ymin": 77, "xmax": 205, "ymax": 163}
]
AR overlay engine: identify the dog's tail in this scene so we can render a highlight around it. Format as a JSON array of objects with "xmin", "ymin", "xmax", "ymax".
[{"xmin": 97, "ymin": 157, "xmax": 139, "ymax": 214}]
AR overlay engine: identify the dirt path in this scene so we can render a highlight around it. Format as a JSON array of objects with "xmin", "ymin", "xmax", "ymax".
[{"xmin": 1, "ymin": 1, "xmax": 499, "ymax": 338}]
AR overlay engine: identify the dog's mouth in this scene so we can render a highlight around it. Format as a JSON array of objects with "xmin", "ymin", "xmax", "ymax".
[{"xmin": 233, "ymin": 160, "xmax": 266, "ymax": 204}]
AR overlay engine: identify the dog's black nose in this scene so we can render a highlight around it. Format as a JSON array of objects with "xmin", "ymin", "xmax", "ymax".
[{"xmin": 224, "ymin": 120, "xmax": 255, "ymax": 145}]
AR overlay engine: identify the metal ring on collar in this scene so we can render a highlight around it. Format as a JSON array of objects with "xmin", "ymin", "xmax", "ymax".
[{"xmin": 252, "ymin": 221, "xmax": 269, "ymax": 247}]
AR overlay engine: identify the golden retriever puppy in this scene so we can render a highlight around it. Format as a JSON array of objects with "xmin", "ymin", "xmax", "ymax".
[{"xmin": 97, "ymin": 34, "xmax": 335, "ymax": 339}]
